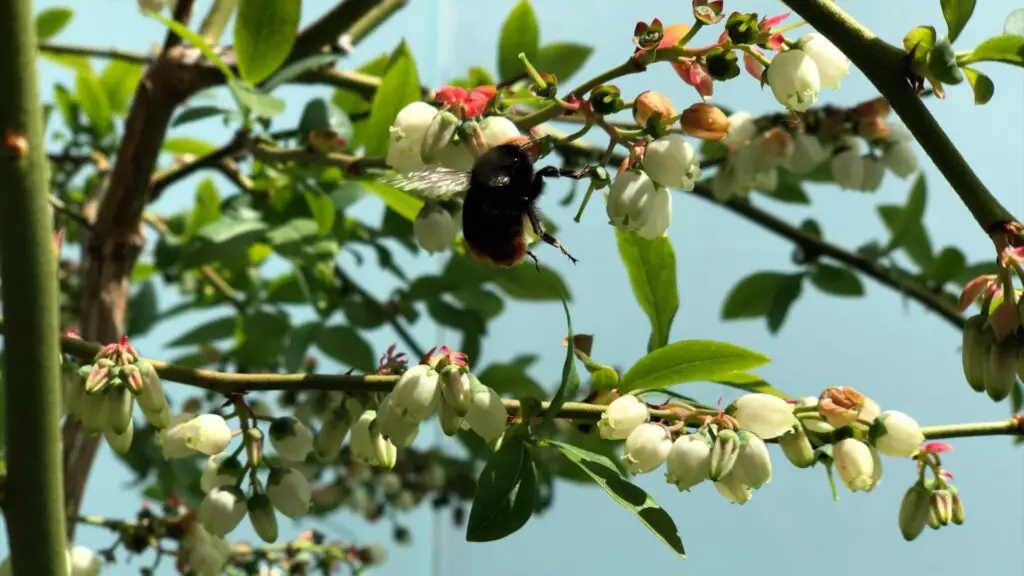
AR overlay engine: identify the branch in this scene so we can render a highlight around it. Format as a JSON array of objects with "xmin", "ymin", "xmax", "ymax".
[
  {"xmin": 0, "ymin": 0, "xmax": 70, "ymax": 569},
  {"xmin": 149, "ymin": 130, "xmax": 249, "ymax": 201},
  {"xmin": 782, "ymin": 0, "xmax": 1018, "ymax": 235},
  {"xmin": 289, "ymin": 0, "xmax": 405, "ymax": 61},
  {"xmin": 18, "ymin": 320, "xmax": 1020, "ymax": 439},
  {"xmin": 38, "ymin": 42, "xmax": 153, "ymax": 64}
]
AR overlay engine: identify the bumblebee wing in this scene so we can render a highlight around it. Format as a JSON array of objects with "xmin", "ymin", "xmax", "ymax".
[{"xmin": 380, "ymin": 166, "xmax": 471, "ymax": 201}]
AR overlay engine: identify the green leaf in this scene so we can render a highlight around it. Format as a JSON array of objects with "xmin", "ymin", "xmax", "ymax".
[
  {"xmin": 466, "ymin": 437, "xmax": 537, "ymax": 542},
  {"xmin": 927, "ymin": 247, "xmax": 967, "ymax": 285},
  {"xmin": 364, "ymin": 42, "xmax": 421, "ymax": 156},
  {"xmin": 712, "ymin": 372, "xmax": 791, "ymax": 399},
  {"xmin": 36, "ymin": 7, "xmax": 73, "ymax": 41},
  {"xmin": 963, "ymin": 66, "xmax": 995, "ymax": 104},
  {"xmin": 167, "ymin": 316, "xmax": 237, "ymax": 347},
  {"xmin": 959, "ymin": 34, "xmax": 1024, "ymax": 67},
  {"xmin": 304, "ymin": 192, "xmax": 335, "ymax": 237},
  {"xmin": 541, "ymin": 440, "xmax": 685, "ymax": 558},
  {"xmin": 314, "ymin": 324, "xmax": 376, "ymax": 371},
  {"xmin": 620, "ymin": 340, "xmax": 771, "ymax": 393},
  {"xmin": 235, "ymin": 312, "xmax": 290, "ymax": 367},
  {"xmin": 234, "ymin": 0, "xmax": 302, "ymax": 85},
  {"xmin": 534, "ymin": 42, "xmax": 593, "ymax": 82},
  {"xmin": 543, "ymin": 300, "xmax": 580, "ymax": 429},
  {"xmin": 127, "ymin": 281, "xmax": 159, "ymax": 337},
  {"xmin": 767, "ymin": 273, "xmax": 803, "ymax": 334},
  {"xmin": 74, "ymin": 68, "xmax": 112, "ymax": 135},
  {"xmin": 297, "ymin": 98, "xmax": 353, "ymax": 145},
  {"xmin": 498, "ymin": 1, "xmax": 540, "ymax": 82},
  {"xmin": 186, "ymin": 178, "xmax": 222, "ymax": 240},
  {"xmin": 284, "ymin": 322, "xmax": 321, "ymax": 373},
  {"xmin": 145, "ymin": 10, "xmax": 235, "ymax": 80},
  {"xmin": 182, "ymin": 219, "xmax": 268, "ymax": 268},
  {"xmin": 172, "ymin": 106, "xmax": 231, "ymax": 128},
  {"xmin": 722, "ymin": 272, "xmax": 788, "ymax": 319},
  {"xmin": 100, "ymin": 60, "xmax": 144, "ymax": 115},
  {"xmin": 262, "ymin": 53, "xmax": 345, "ymax": 91},
  {"xmin": 1006, "ymin": 8, "xmax": 1024, "ymax": 36},
  {"xmin": 877, "ymin": 204, "xmax": 933, "ymax": 269},
  {"xmin": 903, "ymin": 26, "xmax": 936, "ymax": 73},
  {"xmin": 941, "ymin": 0, "xmax": 976, "ymax": 43},
  {"xmin": 885, "ymin": 174, "xmax": 927, "ymax": 254},
  {"xmin": 809, "ymin": 264, "xmax": 864, "ymax": 296},
  {"xmin": 267, "ymin": 218, "xmax": 338, "ymax": 261},
  {"xmin": 615, "ymin": 230, "xmax": 679, "ymax": 352},
  {"xmin": 478, "ymin": 356, "xmax": 546, "ymax": 397},
  {"xmin": 163, "ymin": 137, "xmax": 217, "ymax": 156},
  {"xmin": 229, "ymin": 79, "xmax": 286, "ymax": 119}
]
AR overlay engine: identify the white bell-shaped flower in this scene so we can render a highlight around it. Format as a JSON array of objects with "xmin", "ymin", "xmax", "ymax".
[
  {"xmin": 247, "ymin": 494, "xmax": 279, "ymax": 544},
  {"xmin": 465, "ymin": 384, "xmax": 508, "ymax": 441},
  {"xmin": 831, "ymin": 139, "xmax": 864, "ymax": 190},
  {"xmin": 729, "ymin": 430, "xmax": 772, "ymax": 489},
  {"xmin": 715, "ymin": 474, "xmax": 753, "ymax": 504},
  {"xmin": 103, "ymin": 420, "xmax": 134, "ymax": 455},
  {"xmin": 785, "ymin": 132, "xmax": 829, "ymax": 174},
  {"xmin": 767, "ymin": 49, "xmax": 821, "ymax": 112},
  {"xmin": 390, "ymin": 364, "xmax": 441, "ymax": 421},
  {"xmin": 413, "ymin": 204, "xmax": 458, "ymax": 254},
  {"xmin": 377, "ymin": 394, "xmax": 421, "ymax": 448},
  {"xmin": 884, "ymin": 141, "xmax": 917, "ymax": 178},
  {"xmin": 729, "ymin": 393, "xmax": 796, "ymax": 439},
  {"xmin": 833, "ymin": 438, "xmax": 883, "ymax": 492},
  {"xmin": 201, "ymin": 453, "xmax": 243, "ymax": 494},
  {"xmin": 871, "ymin": 410, "xmax": 924, "ymax": 458},
  {"xmin": 68, "ymin": 546, "xmax": 102, "ymax": 576},
  {"xmin": 664, "ymin": 433, "xmax": 711, "ymax": 491},
  {"xmin": 269, "ymin": 416, "xmax": 314, "ymax": 462},
  {"xmin": 621, "ymin": 423, "xmax": 672, "ymax": 474},
  {"xmin": 198, "ymin": 486, "xmax": 247, "ymax": 537},
  {"xmin": 642, "ymin": 134, "xmax": 701, "ymax": 191},
  {"xmin": 386, "ymin": 102, "xmax": 439, "ymax": 173},
  {"xmin": 799, "ymin": 33, "xmax": 850, "ymax": 89},
  {"xmin": 266, "ymin": 467, "xmax": 312, "ymax": 519},
  {"xmin": 479, "ymin": 116, "xmax": 521, "ymax": 149},
  {"xmin": 597, "ymin": 395, "xmax": 649, "ymax": 440},
  {"xmin": 161, "ymin": 413, "xmax": 231, "ymax": 459},
  {"xmin": 722, "ymin": 111, "xmax": 758, "ymax": 149}
]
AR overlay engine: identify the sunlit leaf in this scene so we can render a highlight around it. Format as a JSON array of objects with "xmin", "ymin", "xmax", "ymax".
[
  {"xmin": 621, "ymin": 340, "xmax": 770, "ymax": 393},
  {"xmin": 498, "ymin": 1, "xmax": 540, "ymax": 82},
  {"xmin": 235, "ymin": 0, "xmax": 302, "ymax": 85}
]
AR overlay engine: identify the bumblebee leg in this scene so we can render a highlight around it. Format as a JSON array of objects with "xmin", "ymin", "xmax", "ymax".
[
  {"xmin": 528, "ymin": 206, "xmax": 579, "ymax": 265},
  {"xmin": 526, "ymin": 249, "xmax": 541, "ymax": 272},
  {"xmin": 535, "ymin": 165, "xmax": 589, "ymax": 180}
]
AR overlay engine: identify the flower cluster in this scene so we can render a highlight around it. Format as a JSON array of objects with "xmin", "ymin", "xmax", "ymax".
[
  {"xmin": 766, "ymin": 33, "xmax": 850, "ymax": 113},
  {"xmin": 606, "ymin": 95, "xmax": 726, "ymax": 239},
  {"xmin": 385, "ymin": 88, "xmax": 524, "ymax": 255},
  {"xmin": 898, "ymin": 443, "xmax": 965, "ymax": 541},
  {"xmin": 65, "ymin": 335, "xmax": 171, "ymax": 455},
  {"xmin": 600, "ymin": 386, "xmax": 930, "ymax": 510},
  {"xmin": 958, "ymin": 265, "xmax": 1024, "ymax": 402},
  {"xmin": 713, "ymin": 103, "xmax": 918, "ymax": 202}
]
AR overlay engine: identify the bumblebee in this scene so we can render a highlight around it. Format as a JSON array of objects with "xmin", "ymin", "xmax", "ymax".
[{"xmin": 383, "ymin": 139, "xmax": 587, "ymax": 268}]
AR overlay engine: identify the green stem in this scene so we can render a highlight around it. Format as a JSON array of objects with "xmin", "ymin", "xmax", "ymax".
[
  {"xmin": 739, "ymin": 45, "xmax": 772, "ymax": 67},
  {"xmin": 0, "ymin": 0, "xmax": 69, "ymax": 570},
  {"xmin": 676, "ymin": 22, "xmax": 704, "ymax": 47},
  {"xmin": 918, "ymin": 419, "xmax": 1022, "ymax": 440},
  {"xmin": 346, "ymin": 0, "xmax": 408, "ymax": 44},
  {"xmin": 573, "ymin": 140, "xmax": 616, "ymax": 223},
  {"xmin": 198, "ymin": 0, "xmax": 237, "ymax": 45},
  {"xmin": 781, "ymin": 0, "xmax": 1018, "ymax": 234}
]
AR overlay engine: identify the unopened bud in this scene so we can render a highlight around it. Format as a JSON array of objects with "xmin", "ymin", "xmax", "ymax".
[
  {"xmin": 247, "ymin": 494, "xmax": 279, "ymax": 544},
  {"xmin": 898, "ymin": 481, "xmax": 932, "ymax": 541},
  {"xmin": 679, "ymin": 103, "xmax": 728, "ymax": 140},
  {"xmin": 857, "ymin": 115, "xmax": 890, "ymax": 140},
  {"xmin": 420, "ymin": 110, "xmax": 459, "ymax": 164},
  {"xmin": 833, "ymin": 438, "xmax": 882, "ymax": 492},
  {"xmin": 853, "ymin": 96, "xmax": 891, "ymax": 118},
  {"xmin": 961, "ymin": 315, "xmax": 988, "ymax": 392},
  {"xmin": 709, "ymin": 429, "xmax": 740, "ymax": 481},
  {"xmin": 84, "ymin": 363, "xmax": 111, "ymax": 394},
  {"xmin": 107, "ymin": 386, "xmax": 134, "ymax": 436},
  {"xmin": 983, "ymin": 337, "xmax": 1017, "ymax": 402},
  {"xmin": 440, "ymin": 365, "xmax": 471, "ymax": 417},
  {"xmin": 932, "ymin": 488, "xmax": 953, "ymax": 526},
  {"xmin": 438, "ymin": 399, "xmax": 464, "ymax": 437},
  {"xmin": 706, "ymin": 47, "xmax": 740, "ymax": 80},
  {"xmin": 779, "ymin": 423, "xmax": 816, "ymax": 468},
  {"xmin": 122, "ymin": 364, "xmax": 143, "ymax": 394},
  {"xmin": 664, "ymin": 432, "xmax": 711, "ymax": 491},
  {"xmin": 950, "ymin": 486, "xmax": 965, "ymax": 525},
  {"xmin": 246, "ymin": 428, "xmax": 264, "ymax": 467},
  {"xmin": 633, "ymin": 91, "xmax": 676, "ymax": 131}
]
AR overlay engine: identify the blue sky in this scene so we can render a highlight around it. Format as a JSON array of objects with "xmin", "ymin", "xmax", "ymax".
[{"xmin": 6, "ymin": 0, "xmax": 1023, "ymax": 574}]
